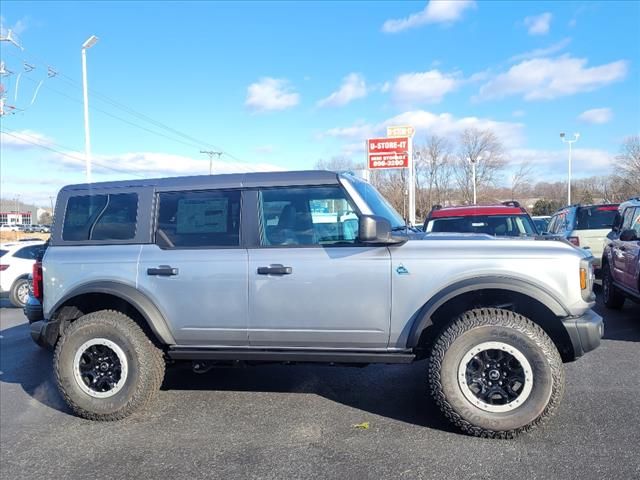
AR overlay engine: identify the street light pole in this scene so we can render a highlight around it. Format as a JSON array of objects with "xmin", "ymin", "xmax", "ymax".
[
  {"xmin": 81, "ymin": 35, "xmax": 99, "ymax": 183},
  {"xmin": 560, "ymin": 132, "xmax": 580, "ymax": 205}
]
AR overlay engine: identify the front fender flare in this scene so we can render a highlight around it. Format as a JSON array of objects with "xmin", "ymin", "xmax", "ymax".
[
  {"xmin": 49, "ymin": 280, "xmax": 175, "ymax": 345},
  {"xmin": 407, "ymin": 276, "xmax": 571, "ymax": 348}
]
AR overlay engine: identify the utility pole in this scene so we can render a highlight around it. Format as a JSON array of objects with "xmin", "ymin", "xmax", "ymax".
[
  {"xmin": 560, "ymin": 132, "xmax": 580, "ymax": 205},
  {"xmin": 200, "ymin": 150, "xmax": 223, "ymax": 175}
]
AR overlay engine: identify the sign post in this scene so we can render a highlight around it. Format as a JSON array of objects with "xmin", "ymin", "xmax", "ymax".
[
  {"xmin": 366, "ymin": 126, "xmax": 416, "ymax": 225},
  {"xmin": 386, "ymin": 126, "xmax": 416, "ymax": 226}
]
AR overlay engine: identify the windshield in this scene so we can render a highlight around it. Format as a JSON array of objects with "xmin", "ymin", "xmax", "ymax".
[
  {"xmin": 425, "ymin": 214, "xmax": 537, "ymax": 237},
  {"xmin": 0, "ymin": 249, "xmax": 8, "ymax": 258},
  {"xmin": 575, "ymin": 205, "xmax": 618, "ymax": 230},
  {"xmin": 349, "ymin": 178, "xmax": 406, "ymax": 229},
  {"xmin": 532, "ymin": 218, "xmax": 550, "ymax": 233}
]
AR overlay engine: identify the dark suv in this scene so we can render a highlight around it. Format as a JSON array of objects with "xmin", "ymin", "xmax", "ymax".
[{"xmin": 602, "ymin": 198, "xmax": 640, "ymax": 309}]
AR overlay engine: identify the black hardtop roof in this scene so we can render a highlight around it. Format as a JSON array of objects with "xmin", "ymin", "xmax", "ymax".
[{"xmin": 59, "ymin": 170, "xmax": 341, "ymax": 192}]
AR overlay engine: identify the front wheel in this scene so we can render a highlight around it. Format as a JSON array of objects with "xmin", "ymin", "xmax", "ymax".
[{"xmin": 428, "ymin": 308, "xmax": 565, "ymax": 438}]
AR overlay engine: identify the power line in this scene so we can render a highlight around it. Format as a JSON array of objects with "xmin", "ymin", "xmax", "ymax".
[
  {"xmin": 18, "ymin": 75, "xmax": 208, "ymax": 151},
  {"xmin": 1, "ymin": 46, "xmax": 246, "ymax": 163},
  {"xmin": 0, "ymin": 127, "xmax": 146, "ymax": 178}
]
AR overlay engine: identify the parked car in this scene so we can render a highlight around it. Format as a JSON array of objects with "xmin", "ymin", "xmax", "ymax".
[
  {"xmin": 532, "ymin": 215, "xmax": 551, "ymax": 234},
  {"xmin": 35, "ymin": 224, "xmax": 51, "ymax": 233},
  {"xmin": 423, "ymin": 202, "xmax": 539, "ymax": 236},
  {"xmin": 0, "ymin": 240, "xmax": 46, "ymax": 307},
  {"xmin": 0, "ymin": 224, "xmax": 20, "ymax": 232},
  {"xmin": 27, "ymin": 171, "xmax": 601, "ymax": 438},
  {"xmin": 602, "ymin": 197, "xmax": 640, "ymax": 309},
  {"xmin": 547, "ymin": 203, "xmax": 619, "ymax": 276}
]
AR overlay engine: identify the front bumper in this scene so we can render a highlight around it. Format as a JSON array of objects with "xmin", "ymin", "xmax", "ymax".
[{"xmin": 562, "ymin": 309, "xmax": 604, "ymax": 359}]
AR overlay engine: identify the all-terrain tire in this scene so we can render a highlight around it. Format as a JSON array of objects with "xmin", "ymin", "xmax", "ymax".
[
  {"xmin": 602, "ymin": 264, "xmax": 625, "ymax": 310},
  {"xmin": 428, "ymin": 308, "xmax": 565, "ymax": 438},
  {"xmin": 9, "ymin": 277, "xmax": 29, "ymax": 308},
  {"xmin": 54, "ymin": 310, "xmax": 165, "ymax": 421}
]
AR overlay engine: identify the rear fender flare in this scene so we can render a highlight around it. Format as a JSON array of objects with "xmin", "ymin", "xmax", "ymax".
[{"xmin": 49, "ymin": 281, "xmax": 175, "ymax": 345}]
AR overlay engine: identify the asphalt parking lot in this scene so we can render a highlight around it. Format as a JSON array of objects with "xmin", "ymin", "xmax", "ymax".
[{"xmin": 1, "ymin": 295, "xmax": 638, "ymax": 480}]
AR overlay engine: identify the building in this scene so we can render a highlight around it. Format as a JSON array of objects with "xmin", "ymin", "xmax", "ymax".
[{"xmin": 0, "ymin": 212, "xmax": 33, "ymax": 225}]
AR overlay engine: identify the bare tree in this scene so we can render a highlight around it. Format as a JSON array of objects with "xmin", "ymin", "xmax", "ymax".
[
  {"xmin": 453, "ymin": 128, "xmax": 507, "ymax": 204},
  {"xmin": 314, "ymin": 156, "xmax": 362, "ymax": 171},
  {"xmin": 415, "ymin": 135, "xmax": 454, "ymax": 215},
  {"xmin": 616, "ymin": 135, "xmax": 640, "ymax": 194},
  {"xmin": 510, "ymin": 162, "xmax": 536, "ymax": 200}
]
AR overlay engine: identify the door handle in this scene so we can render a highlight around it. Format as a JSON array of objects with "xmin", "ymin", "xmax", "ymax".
[
  {"xmin": 257, "ymin": 264, "xmax": 292, "ymax": 275},
  {"xmin": 147, "ymin": 265, "xmax": 179, "ymax": 276}
]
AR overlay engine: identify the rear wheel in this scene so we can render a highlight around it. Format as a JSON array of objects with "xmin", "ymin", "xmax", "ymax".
[
  {"xmin": 428, "ymin": 308, "xmax": 565, "ymax": 438},
  {"xmin": 54, "ymin": 310, "xmax": 165, "ymax": 421},
  {"xmin": 602, "ymin": 264, "xmax": 625, "ymax": 310},
  {"xmin": 9, "ymin": 277, "xmax": 29, "ymax": 308}
]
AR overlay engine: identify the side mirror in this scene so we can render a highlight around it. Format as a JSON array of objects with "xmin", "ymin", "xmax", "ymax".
[
  {"xmin": 359, "ymin": 215, "xmax": 405, "ymax": 245},
  {"xmin": 619, "ymin": 229, "xmax": 638, "ymax": 242}
]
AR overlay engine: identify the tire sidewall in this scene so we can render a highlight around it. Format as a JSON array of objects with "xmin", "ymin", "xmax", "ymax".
[
  {"xmin": 56, "ymin": 320, "xmax": 141, "ymax": 416},
  {"xmin": 438, "ymin": 325, "xmax": 554, "ymax": 432},
  {"xmin": 603, "ymin": 266, "xmax": 613, "ymax": 303},
  {"xmin": 10, "ymin": 277, "xmax": 29, "ymax": 308}
]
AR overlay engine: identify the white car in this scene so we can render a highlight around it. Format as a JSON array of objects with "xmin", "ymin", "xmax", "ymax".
[
  {"xmin": 0, "ymin": 241, "xmax": 45, "ymax": 307},
  {"xmin": 0, "ymin": 224, "xmax": 20, "ymax": 232},
  {"xmin": 547, "ymin": 204, "xmax": 619, "ymax": 275}
]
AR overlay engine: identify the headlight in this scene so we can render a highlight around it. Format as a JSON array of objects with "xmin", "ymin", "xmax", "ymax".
[{"xmin": 580, "ymin": 258, "xmax": 595, "ymax": 302}]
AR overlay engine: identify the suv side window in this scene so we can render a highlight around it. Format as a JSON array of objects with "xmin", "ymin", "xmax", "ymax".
[
  {"xmin": 259, "ymin": 186, "xmax": 359, "ymax": 246},
  {"xmin": 156, "ymin": 190, "xmax": 241, "ymax": 248},
  {"xmin": 63, "ymin": 193, "xmax": 138, "ymax": 241},
  {"xmin": 622, "ymin": 207, "xmax": 640, "ymax": 235},
  {"xmin": 13, "ymin": 245, "xmax": 44, "ymax": 260}
]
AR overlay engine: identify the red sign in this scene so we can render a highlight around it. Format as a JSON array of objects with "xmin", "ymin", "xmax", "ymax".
[{"xmin": 367, "ymin": 137, "xmax": 409, "ymax": 169}]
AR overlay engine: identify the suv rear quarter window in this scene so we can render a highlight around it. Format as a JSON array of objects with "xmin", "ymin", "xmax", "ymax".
[
  {"xmin": 575, "ymin": 206, "xmax": 618, "ymax": 230},
  {"xmin": 62, "ymin": 193, "xmax": 138, "ymax": 241}
]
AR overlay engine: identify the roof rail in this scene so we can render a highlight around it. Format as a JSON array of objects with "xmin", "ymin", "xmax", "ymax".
[
  {"xmin": 431, "ymin": 204, "xmax": 442, "ymax": 211},
  {"xmin": 501, "ymin": 200, "xmax": 521, "ymax": 208}
]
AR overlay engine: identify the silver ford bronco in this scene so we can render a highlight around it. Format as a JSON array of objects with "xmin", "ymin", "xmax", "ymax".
[{"xmin": 26, "ymin": 171, "xmax": 603, "ymax": 437}]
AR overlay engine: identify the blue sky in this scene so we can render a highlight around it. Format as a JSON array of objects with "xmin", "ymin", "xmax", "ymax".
[{"xmin": 1, "ymin": 0, "xmax": 639, "ymax": 206}]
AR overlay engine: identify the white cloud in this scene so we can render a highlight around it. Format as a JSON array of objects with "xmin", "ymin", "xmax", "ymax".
[
  {"xmin": 0, "ymin": 130, "xmax": 53, "ymax": 150},
  {"xmin": 578, "ymin": 107, "xmax": 613, "ymax": 125},
  {"xmin": 478, "ymin": 55, "xmax": 628, "ymax": 101},
  {"xmin": 512, "ymin": 110, "xmax": 525, "ymax": 118},
  {"xmin": 390, "ymin": 70, "xmax": 461, "ymax": 104},
  {"xmin": 509, "ymin": 38, "xmax": 571, "ymax": 62},
  {"xmin": 323, "ymin": 110, "xmax": 524, "ymax": 148},
  {"xmin": 317, "ymin": 73, "xmax": 368, "ymax": 108},
  {"xmin": 254, "ymin": 144, "xmax": 275, "ymax": 154},
  {"xmin": 510, "ymin": 148, "xmax": 614, "ymax": 178},
  {"xmin": 524, "ymin": 12, "xmax": 552, "ymax": 35},
  {"xmin": 382, "ymin": 0, "xmax": 476, "ymax": 33},
  {"xmin": 53, "ymin": 151, "xmax": 284, "ymax": 177},
  {"xmin": 245, "ymin": 77, "xmax": 300, "ymax": 112},
  {"xmin": 321, "ymin": 122, "xmax": 377, "ymax": 141}
]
